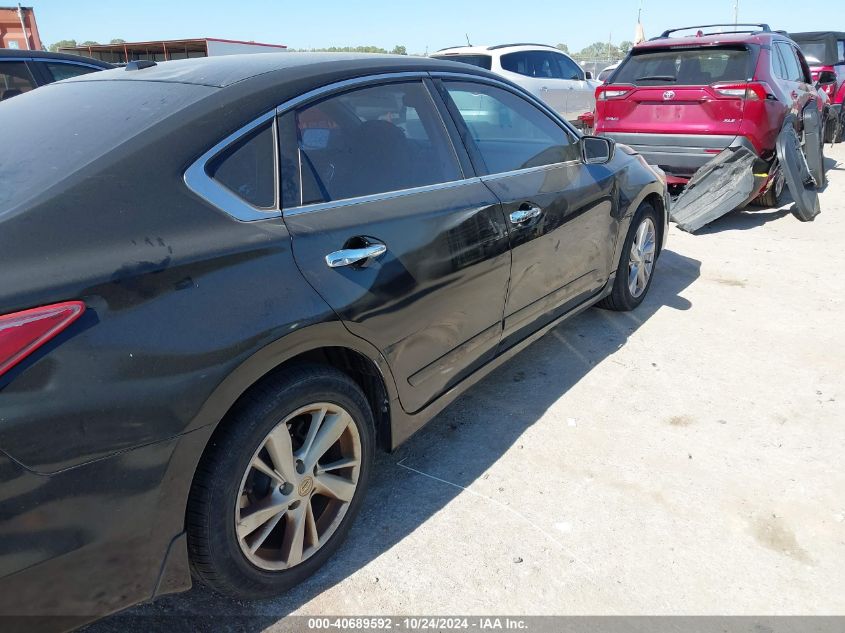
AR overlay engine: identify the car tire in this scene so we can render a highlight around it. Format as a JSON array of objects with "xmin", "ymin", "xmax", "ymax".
[
  {"xmin": 598, "ymin": 202, "xmax": 660, "ymax": 312},
  {"xmin": 753, "ymin": 168, "xmax": 784, "ymax": 208},
  {"xmin": 186, "ymin": 364, "xmax": 375, "ymax": 600}
]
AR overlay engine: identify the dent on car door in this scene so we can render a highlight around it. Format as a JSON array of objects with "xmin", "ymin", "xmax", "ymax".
[
  {"xmin": 279, "ymin": 79, "xmax": 511, "ymax": 414},
  {"xmin": 438, "ymin": 79, "xmax": 619, "ymax": 346}
]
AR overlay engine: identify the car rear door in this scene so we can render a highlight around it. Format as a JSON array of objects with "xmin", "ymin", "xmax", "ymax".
[
  {"xmin": 279, "ymin": 77, "xmax": 511, "ymax": 414},
  {"xmin": 437, "ymin": 77, "xmax": 619, "ymax": 347},
  {"xmin": 499, "ymin": 50, "xmax": 571, "ymax": 120},
  {"xmin": 774, "ymin": 41, "xmax": 817, "ymax": 114}
]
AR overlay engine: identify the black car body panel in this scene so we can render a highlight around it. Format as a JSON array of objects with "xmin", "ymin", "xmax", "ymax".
[{"xmin": 0, "ymin": 53, "xmax": 667, "ymax": 629}]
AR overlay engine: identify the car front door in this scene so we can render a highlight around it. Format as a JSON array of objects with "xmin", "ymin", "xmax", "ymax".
[
  {"xmin": 437, "ymin": 78, "xmax": 619, "ymax": 346},
  {"xmin": 279, "ymin": 78, "xmax": 511, "ymax": 414},
  {"xmin": 553, "ymin": 52, "xmax": 595, "ymax": 123}
]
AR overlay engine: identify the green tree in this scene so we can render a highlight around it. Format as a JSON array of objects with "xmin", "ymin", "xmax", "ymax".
[
  {"xmin": 80, "ymin": 40, "xmax": 100, "ymax": 46},
  {"xmin": 390, "ymin": 45, "xmax": 407, "ymax": 55},
  {"xmin": 556, "ymin": 43, "xmax": 569, "ymax": 53},
  {"xmin": 619, "ymin": 40, "xmax": 633, "ymax": 55},
  {"xmin": 49, "ymin": 39, "xmax": 77, "ymax": 52},
  {"xmin": 110, "ymin": 38, "xmax": 126, "ymax": 45},
  {"xmin": 577, "ymin": 41, "xmax": 620, "ymax": 60}
]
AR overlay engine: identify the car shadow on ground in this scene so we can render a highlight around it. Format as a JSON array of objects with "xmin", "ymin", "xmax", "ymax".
[{"xmin": 84, "ymin": 249, "xmax": 701, "ymax": 633}]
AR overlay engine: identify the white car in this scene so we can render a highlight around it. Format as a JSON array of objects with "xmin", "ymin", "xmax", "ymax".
[
  {"xmin": 597, "ymin": 61, "xmax": 621, "ymax": 83},
  {"xmin": 431, "ymin": 43, "xmax": 599, "ymax": 126}
]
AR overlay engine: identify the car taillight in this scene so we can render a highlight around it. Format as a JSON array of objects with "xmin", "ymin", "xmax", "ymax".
[
  {"xmin": 712, "ymin": 82, "xmax": 772, "ymax": 100},
  {"xmin": 596, "ymin": 85, "xmax": 632, "ymax": 100},
  {"xmin": 0, "ymin": 301, "xmax": 85, "ymax": 377}
]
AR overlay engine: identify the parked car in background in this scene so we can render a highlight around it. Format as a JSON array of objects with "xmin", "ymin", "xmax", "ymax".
[
  {"xmin": 595, "ymin": 24, "xmax": 824, "ymax": 205},
  {"xmin": 597, "ymin": 60, "xmax": 621, "ymax": 83},
  {"xmin": 431, "ymin": 43, "xmax": 600, "ymax": 127},
  {"xmin": 0, "ymin": 52, "xmax": 668, "ymax": 631},
  {"xmin": 790, "ymin": 31, "xmax": 845, "ymax": 142},
  {"xmin": 0, "ymin": 49, "xmax": 111, "ymax": 100}
]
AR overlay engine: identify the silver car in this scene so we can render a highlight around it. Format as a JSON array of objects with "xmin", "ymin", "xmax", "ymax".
[{"xmin": 431, "ymin": 43, "xmax": 599, "ymax": 126}]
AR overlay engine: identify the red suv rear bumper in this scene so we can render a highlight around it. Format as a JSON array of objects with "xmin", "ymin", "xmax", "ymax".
[{"xmin": 601, "ymin": 133, "xmax": 759, "ymax": 177}]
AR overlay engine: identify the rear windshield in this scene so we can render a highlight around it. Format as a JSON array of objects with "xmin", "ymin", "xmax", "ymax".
[
  {"xmin": 0, "ymin": 79, "xmax": 214, "ymax": 216},
  {"xmin": 432, "ymin": 54, "xmax": 492, "ymax": 70},
  {"xmin": 613, "ymin": 46, "xmax": 751, "ymax": 85}
]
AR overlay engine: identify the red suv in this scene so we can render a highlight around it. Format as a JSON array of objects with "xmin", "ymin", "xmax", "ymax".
[
  {"xmin": 595, "ymin": 24, "xmax": 822, "ymax": 200},
  {"xmin": 790, "ymin": 31, "xmax": 845, "ymax": 142}
]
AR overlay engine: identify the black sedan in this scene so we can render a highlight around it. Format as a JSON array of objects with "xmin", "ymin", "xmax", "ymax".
[{"xmin": 0, "ymin": 53, "xmax": 668, "ymax": 629}]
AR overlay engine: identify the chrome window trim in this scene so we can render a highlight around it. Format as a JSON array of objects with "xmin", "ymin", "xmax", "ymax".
[
  {"xmin": 275, "ymin": 71, "xmax": 430, "ymax": 116},
  {"xmin": 283, "ymin": 177, "xmax": 483, "ymax": 218},
  {"xmin": 185, "ymin": 69, "xmax": 585, "ymax": 223},
  {"xmin": 479, "ymin": 159, "xmax": 581, "ymax": 183},
  {"xmin": 183, "ymin": 109, "xmax": 281, "ymax": 222}
]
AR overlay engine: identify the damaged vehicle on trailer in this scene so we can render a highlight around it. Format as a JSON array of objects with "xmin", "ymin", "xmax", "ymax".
[{"xmin": 595, "ymin": 23, "xmax": 826, "ymax": 231}]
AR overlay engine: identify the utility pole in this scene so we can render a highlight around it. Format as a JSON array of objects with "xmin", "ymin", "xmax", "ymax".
[
  {"xmin": 733, "ymin": 0, "xmax": 739, "ymax": 28},
  {"xmin": 16, "ymin": 3, "xmax": 31, "ymax": 50}
]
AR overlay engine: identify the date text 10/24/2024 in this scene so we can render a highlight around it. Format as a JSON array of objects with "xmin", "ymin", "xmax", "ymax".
[{"xmin": 307, "ymin": 617, "xmax": 529, "ymax": 631}]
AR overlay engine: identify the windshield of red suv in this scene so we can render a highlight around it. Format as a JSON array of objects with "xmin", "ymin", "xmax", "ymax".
[{"xmin": 613, "ymin": 46, "xmax": 751, "ymax": 85}]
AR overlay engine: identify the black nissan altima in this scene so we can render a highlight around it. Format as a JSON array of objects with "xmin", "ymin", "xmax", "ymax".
[{"xmin": 0, "ymin": 53, "xmax": 668, "ymax": 629}]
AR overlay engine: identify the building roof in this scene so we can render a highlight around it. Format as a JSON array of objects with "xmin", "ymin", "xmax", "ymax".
[
  {"xmin": 0, "ymin": 48, "xmax": 113, "ymax": 66},
  {"xmin": 61, "ymin": 37, "xmax": 287, "ymax": 53}
]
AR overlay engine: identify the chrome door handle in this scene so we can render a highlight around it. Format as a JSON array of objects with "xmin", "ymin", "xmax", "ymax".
[
  {"xmin": 325, "ymin": 242, "xmax": 387, "ymax": 268},
  {"xmin": 509, "ymin": 206, "xmax": 542, "ymax": 225}
]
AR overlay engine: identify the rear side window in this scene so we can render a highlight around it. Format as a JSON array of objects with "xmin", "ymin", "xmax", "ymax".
[
  {"xmin": 42, "ymin": 62, "xmax": 99, "ymax": 82},
  {"xmin": 0, "ymin": 62, "xmax": 36, "ymax": 101},
  {"xmin": 208, "ymin": 123, "xmax": 276, "ymax": 209},
  {"xmin": 444, "ymin": 81, "xmax": 579, "ymax": 174},
  {"xmin": 613, "ymin": 47, "xmax": 751, "ymax": 85},
  {"xmin": 501, "ymin": 51, "xmax": 582, "ymax": 80},
  {"xmin": 432, "ymin": 54, "xmax": 492, "ymax": 70},
  {"xmin": 280, "ymin": 81, "xmax": 462, "ymax": 208}
]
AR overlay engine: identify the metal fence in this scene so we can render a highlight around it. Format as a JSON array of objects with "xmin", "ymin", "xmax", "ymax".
[{"xmin": 577, "ymin": 58, "xmax": 623, "ymax": 79}]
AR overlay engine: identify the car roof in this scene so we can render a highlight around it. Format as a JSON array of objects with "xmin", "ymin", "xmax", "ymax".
[
  {"xmin": 0, "ymin": 48, "xmax": 113, "ymax": 67},
  {"xmin": 433, "ymin": 43, "xmax": 562, "ymax": 56},
  {"xmin": 71, "ymin": 52, "xmax": 489, "ymax": 88},
  {"xmin": 634, "ymin": 30, "xmax": 790, "ymax": 51}
]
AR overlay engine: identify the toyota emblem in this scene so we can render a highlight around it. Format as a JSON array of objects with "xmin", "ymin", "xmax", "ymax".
[{"xmin": 663, "ymin": 90, "xmax": 676, "ymax": 101}]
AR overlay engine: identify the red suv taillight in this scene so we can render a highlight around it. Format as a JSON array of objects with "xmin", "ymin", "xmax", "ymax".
[
  {"xmin": 711, "ymin": 82, "xmax": 773, "ymax": 100},
  {"xmin": 596, "ymin": 85, "xmax": 633, "ymax": 100},
  {"xmin": 0, "ymin": 301, "xmax": 85, "ymax": 377}
]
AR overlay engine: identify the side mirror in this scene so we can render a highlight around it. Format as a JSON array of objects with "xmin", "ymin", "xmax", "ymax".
[
  {"xmin": 585, "ymin": 71, "xmax": 593, "ymax": 80},
  {"xmin": 581, "ymin": 135, "xmax": 615, "ymax": 165}
]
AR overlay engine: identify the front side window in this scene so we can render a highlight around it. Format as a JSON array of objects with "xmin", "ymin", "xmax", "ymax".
[
  {"xmin": 280, "ymin": 81, "xmax": 462, "ymax": 208},
  {"xmin": 443, "ymin": 81, "xmax": 579, "ymax": 175},
  {"xmin": 207, "ymin": 122, "xmax": 276, "ymax": 209},
  {"xmin": 838, "ymin": 41, "xmax": 845, "ymax": 63},
  {"xmin": 501, "ymin": 51, "xmax": 582, "ymax": 80},
  {"xmin": 0, "ymin": 62, "xmax": 36, "ymax": 101},
  {"xmin": 42, "ymin": 62, "xmax": 98, "ymax": 82}
]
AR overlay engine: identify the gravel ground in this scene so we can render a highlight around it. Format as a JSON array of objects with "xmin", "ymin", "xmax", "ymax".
[{"xmin": 88, "ymin": 144, "xmax": 845, "ymax": 631}]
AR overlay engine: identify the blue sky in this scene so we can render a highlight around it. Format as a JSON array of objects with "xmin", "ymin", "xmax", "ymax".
[{"xmin": 30, "ymin": 0, "xmax": 838, "ymax": 54}]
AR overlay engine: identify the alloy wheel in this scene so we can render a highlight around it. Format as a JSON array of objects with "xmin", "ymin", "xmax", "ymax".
[
  {"xmin": 235, "ymin": 403, "xmax": 362, "ymax": 571},
  {"xmin": 628, "ymin": 217, "xmax": 656, "ymax": 298}
]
